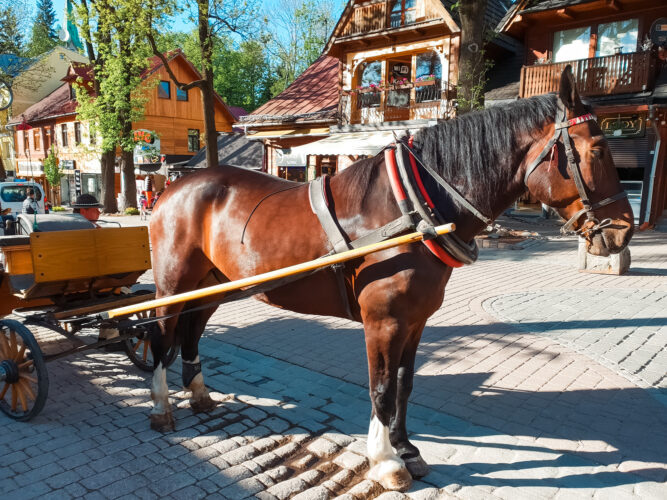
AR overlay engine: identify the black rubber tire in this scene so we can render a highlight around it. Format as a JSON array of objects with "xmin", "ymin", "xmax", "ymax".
[{"xmin": 0, "ymin": 319, "xmax": 49, "ymax": 421}]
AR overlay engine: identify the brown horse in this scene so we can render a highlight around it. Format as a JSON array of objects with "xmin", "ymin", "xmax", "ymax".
[{"xmin": 148, "ymin": 68, "xmax": 633, "ymax": 491}]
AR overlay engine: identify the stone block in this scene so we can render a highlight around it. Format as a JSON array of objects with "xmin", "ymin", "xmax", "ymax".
[{"xmin": 578, "ymin": 238, "xmax": 631, "ymax": 275}]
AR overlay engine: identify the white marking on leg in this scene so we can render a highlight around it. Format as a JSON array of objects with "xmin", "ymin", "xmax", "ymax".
[
  {"xmin": 367, "ymin": 415, "xmax": 405, "ymax": 481},
  {"xmin": 150, "ymin": 362, "xmax": 169, "ymax": 415}
]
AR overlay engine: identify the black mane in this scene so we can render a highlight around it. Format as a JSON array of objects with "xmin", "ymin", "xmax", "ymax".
[{"xmin": 413, "ymin": 94, "xmax": 558, "ymax": 213}]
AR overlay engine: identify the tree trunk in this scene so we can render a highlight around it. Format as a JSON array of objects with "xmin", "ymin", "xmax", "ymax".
[
  {"xmin": 198, "ymin": 0, "xmax": 219, "ymax": 168},
  {"xmin": 120, "ymin": 149, "xmax": 136, "ymax": 210},
  {"xmin": 457, "ymin": 0, "xmax": 488, "ymax": 114},
  {"xmin": 100, "ymin": 149, "xmax": 117, "ymax": 212}
]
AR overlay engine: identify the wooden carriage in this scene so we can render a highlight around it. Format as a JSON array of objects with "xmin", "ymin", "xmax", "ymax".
[{"xmin": 0, "ymin": 215, "xmax": 166, "ymax": 421}]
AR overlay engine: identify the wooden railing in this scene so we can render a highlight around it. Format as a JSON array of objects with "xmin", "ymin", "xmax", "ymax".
[
  {"xmin": 343, "ymin": 1, "xmax": 387, "ymax": 36},
  {"xmin": 341, "ymin": 81, "xmax": 454, "ymax": 124},
  {"xmin": 519, "ymin": 51, "xmax": 658, "ymax": 98}
]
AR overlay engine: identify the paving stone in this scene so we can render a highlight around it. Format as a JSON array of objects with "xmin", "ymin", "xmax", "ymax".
[
  {"xmin": 346, "ymin": 479, "xmax": 382, "ymax": 498},
  {"xmin": 267, "ymin": 477, "xmax": 309, "ymax": 500},
  {"xmin": 333, "ymin": 451, "xmax": 368, "ymax": 473},
  {"xmin": 307, "ymin": 438, "xmax": 342, "ymax": 458},
  {"xmin": 292, "ymin": 485, "xmax": 331, "ymax": 500}
]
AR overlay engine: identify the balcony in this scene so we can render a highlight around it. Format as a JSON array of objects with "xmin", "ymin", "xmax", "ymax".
[
  {"xmin": 340, "ymin": 80, "xmax": 454, "ymax": 125},
  {"xmin": 519, "ymin": 51, "xmax": 659, "ymax": 99},
  {"xmin": 341, "ymin": 1, "xmax": 441, "ymax": 37}
]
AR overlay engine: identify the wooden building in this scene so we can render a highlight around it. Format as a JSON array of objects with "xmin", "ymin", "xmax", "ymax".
[
  {"xmin": 493, "ymin": 0, "xmax": 667, "ymax": 226},
  {"xmin": 241, "ymin": 0, "xmax": 514, "ymax": 181},
  {"xmin": 8, "ymin": 50, "xmax": 235, "ymax": 204}
]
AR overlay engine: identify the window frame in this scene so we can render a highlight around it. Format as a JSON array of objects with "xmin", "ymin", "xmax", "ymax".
[
  {"xmin": 551, "ymin": 17, "xmax": 640, "ymax": 62},
  {"xmin": 158, "ymin": 80, "xmax": 171, "ymax": 99},
  {"xmin": 23, "ymin": 131, "xmax": 29, "ymax": 153},
  {"xmin": 33, "ymin": 128, "xmax": 41, "ymax": 151},
  {"xmin": 74, "ymin": 122, "xmax": 82, "ymax": 145},
  {"xmin": 187, "ymin": 129, "xmax": 200, "ymax": 152},
  {"xmin": 390, "ymin": 0, "xmax": 417, "ymax": 28},
  {"xmin": 176, "ymin": 88, "xmax": 188, "ymax": 101},
  {"xmin": 61, "ymin": 123, "xmax": 69, "ymax": 147}
]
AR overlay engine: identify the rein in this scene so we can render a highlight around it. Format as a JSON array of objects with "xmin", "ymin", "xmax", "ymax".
[{"xmin": 524, "ymin": 101, "xmax": 628, "ymax": 237}]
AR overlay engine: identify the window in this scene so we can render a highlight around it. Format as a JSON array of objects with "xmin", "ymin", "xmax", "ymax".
[
  {"xmin": 415, "ymin": 51, "xmax": 442, "ymax": 103},
  {"xmin": 89, "ymin": 126, "xmax": 96, "ymax": 145},
  {"xmin": 69, "ymin": 85, "xmax": 76, "ymax": 100},
  {"xmin": 390, "ymin": 0, "xmax": 416, "ymax": 28},
  {"xmin": 23, "ymin": 131, "xmax": 29, "ymax": 153},
  {"xmin": 33, "ymin": 129, "xmax": 41, "ymax": 150},
  {"xmin": 158, "ymin": 80, "xmax": 171, "ymax": 99},
  {"xmin": 357, "ymin": 61, "xmax": 383, "ymax": 108},
  {"xmin": 553, "ymin": 26, "xmax": 591, "ymax": 62},
  {"xmin": 188, "ymin": 129, "xmax": 200, "ymax": 152},
  {"xmin": 176, "ymin": 88, "xmax": 188, "ymax": 101},
  {"xmin": 45, "ymin": 128, "xmax": 52, "ymax": 151},
  {"xmin": 61, "ymin": 124, "xmax": 68, "ymax": 147},
  {"xmin": 597, "ymin": 19, "xmax": 639, "ymax": 56},
  {"xmin": 74, "ymin": 122, "xmax": 82, "ymax": 145},
  {"xmin": 0, "ymin": 185, "xmax": 43, "ymax": 203}
]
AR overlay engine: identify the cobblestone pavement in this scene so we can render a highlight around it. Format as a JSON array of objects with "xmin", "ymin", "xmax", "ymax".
[{"xmin": 2, "ymin": 217, "xmax": 666, "ymax": 499}]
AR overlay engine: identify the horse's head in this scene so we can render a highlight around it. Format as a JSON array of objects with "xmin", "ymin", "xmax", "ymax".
[{"xmin": 524, "ymin": 66, "xmax": 633, "ymax": 256}]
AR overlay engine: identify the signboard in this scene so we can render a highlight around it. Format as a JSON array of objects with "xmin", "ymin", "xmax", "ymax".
[
  {"xmin": 276, "ymin": 148, "xmax": 307, "ymax": 167},
  {"xmin": 133, "ymin": 129, "xmax": 161, "ymax": 164},
  {"xmin": 650, "ymin": 18, "xmax": 667, "ymax": 47},
  {"xmin": 599, "ymin": 114, "xmax": 645, "ymax": 139},
  {"xmin": 74, "ymin": 169, "xmax": 81, "ymax": 197},
  {"xmin": 61, "ymin": 159, "xmax": 76, "ymax": 170}
]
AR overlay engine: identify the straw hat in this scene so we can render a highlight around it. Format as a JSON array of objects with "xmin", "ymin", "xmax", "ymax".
[{"xmin": 72, "ymin": 193, "xmax": 103, "ymax": 209}]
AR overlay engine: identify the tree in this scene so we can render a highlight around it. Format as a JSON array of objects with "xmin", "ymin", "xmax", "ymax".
[
  {"xmin": 147, "ymin": 0, "xmax": 258, "ymax": 169},
  {"xmin": 0, "ymin": 6, "xmax": 24, "ymax": 56},
  {"xmin": 28, "ymin": 0, "xmax": 58, "ymax": 56},
  {"xmin": 43, "ymin": 147, "xmax": 64, "ymax": 203},
  {"xmin": 264, "ymin": 0, "xmax": 339, "ymax": 96},
  {"xmin": 75, "ymin": 0, "xmax": 152, "ymax": 211},
  {"xmin": 456, "ymin": 0, "xmax": 491, "ymax": 113}
]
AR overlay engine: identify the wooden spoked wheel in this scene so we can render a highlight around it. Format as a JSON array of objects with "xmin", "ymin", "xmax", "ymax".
[
  {"xmin": 123, "ymin": 309, "xmax": 178, "ymax": 372},
  {"xmin": 0, "ymin": 320, "xmax": 48, "ymax": 421}
]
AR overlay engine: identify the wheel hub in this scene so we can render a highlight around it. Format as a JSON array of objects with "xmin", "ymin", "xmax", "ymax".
[{"xmin": 0, "ymin": 359, "xmax": 19, "ymax": 384}]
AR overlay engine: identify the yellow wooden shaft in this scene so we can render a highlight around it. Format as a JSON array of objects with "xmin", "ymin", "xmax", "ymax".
[{"xmin": 104, "ymin": 223, "xmax": 455, "ymax": 319}]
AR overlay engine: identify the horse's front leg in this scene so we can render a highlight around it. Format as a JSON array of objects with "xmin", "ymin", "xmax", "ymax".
[
  {"xmin": 364, "ymin": 319, "xmax": 413, "ymax": 491},
  {"xmin": 181, "ymin": 308, "xmax": 217, "ymax": 413},
  {"xmin": 389, "ymin": 325, "xmax": 429, "ymax": 479}
]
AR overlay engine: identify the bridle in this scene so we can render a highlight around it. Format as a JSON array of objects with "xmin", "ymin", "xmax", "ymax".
[{"xmin": 524, "ymin": 101, "xmax": 628, "ymax": 237}]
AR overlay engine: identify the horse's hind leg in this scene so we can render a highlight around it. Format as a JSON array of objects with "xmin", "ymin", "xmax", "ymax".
[
  {"xmin": 389, "ymin": 323, "xmax": 429, "ymax": 479},
  {"xmin": 149, "ymin": 326, "xmax": 175, "ymax": 432},
  {"xmin": 364, "ymin": 318, "xmax": 413, "ymax": 492},
  {"xmin": 180, "ymin": 302, "xmax": 218, "ymax": 413}
]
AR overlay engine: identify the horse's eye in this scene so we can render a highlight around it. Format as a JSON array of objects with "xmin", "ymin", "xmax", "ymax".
[{"xmin": 590, "ymin": 149, "xmax": 602, "ymax": 160}]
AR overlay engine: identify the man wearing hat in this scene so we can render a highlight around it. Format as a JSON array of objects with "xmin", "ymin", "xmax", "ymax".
[{"xmin": 72, "ymin": 193, "xmax": 104, "ymax": 225}]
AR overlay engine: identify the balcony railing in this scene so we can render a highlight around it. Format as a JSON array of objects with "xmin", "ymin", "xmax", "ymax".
[
  {"xmin": 340, "ymin": 80, "xmax": 454, "ymax": 125},
  {"xmin": 519, "ymin": 51, "xmax": 658, "ymax": 98},
  {"xmin": 341, "ymin": 1, "xmax": 442, "ymax": 37}
]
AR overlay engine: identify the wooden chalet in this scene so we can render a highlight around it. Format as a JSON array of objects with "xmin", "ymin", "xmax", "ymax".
[
  {"xmin": 241, "ymin": 0, "xmax": 514, "ymax": 181},
  {"xmin": 8, "ymin": 50, "xmax": 235, "ymax": 205},
  {"xmin": 494, "ymin": 0, "xmax": 667, "ymax": 226}
]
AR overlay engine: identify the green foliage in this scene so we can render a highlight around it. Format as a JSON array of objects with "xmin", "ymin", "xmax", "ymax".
[
  {"xmin": 43, "ymin": 148, "xmax": 63, "ymax": 188},
  {"xmin": 74, "ymin": 0, "xmax": 153, "ymax": 153},
  {"xmin": 0, "ymin": 6, "xmax": 24, "ymax": 56},
  {"xmin": 28, "ymin": 0, "xmax": 58, "ymax": 56},
  {"xmin": 124, "ymin": 207, "xmax": 139, "ymax": 215}
]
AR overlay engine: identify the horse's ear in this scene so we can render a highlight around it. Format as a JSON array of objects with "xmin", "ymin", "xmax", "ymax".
[{"xmin": 559, "ymin": 65, "xmax": 581, "ymax": 110}]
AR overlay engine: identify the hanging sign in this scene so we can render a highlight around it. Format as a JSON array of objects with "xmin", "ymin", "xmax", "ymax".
[
  {"xmin": 599, "ymin": 114, "xmax": 645, "ymax": 138},
  {"xmin": 276, "ymin": 148, "xmax": 307, "ymax": 167}
]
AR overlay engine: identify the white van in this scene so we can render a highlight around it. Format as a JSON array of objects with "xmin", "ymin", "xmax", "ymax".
[{"xmin": 0, "ymin": 181, "xmax": 46, "ymax": 217}]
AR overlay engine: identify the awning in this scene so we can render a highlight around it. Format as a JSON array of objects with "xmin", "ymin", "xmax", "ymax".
[
  {"xmin": 291, "ymin": 131, "xmax": 396, "ymax": 156},
  {"xmin": 246, "ymin": 127, "xmax": 330, "ymax": 139}
]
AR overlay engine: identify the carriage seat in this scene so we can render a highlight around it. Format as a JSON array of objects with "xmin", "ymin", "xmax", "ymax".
[{"xmin": 15, "ymin": 213, "xmax": 96, "ymax": 235}]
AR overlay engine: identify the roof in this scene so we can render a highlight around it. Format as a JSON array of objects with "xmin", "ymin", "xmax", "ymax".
[
  {"xmin": 497, "ymin": 0, "xmax": 598, "ymax": 31},
  {"xmin": 241, "ymin": 55, "xmax": 340, "ymax": 126},
  {"xmin": 182, "ymin": 134, "xmax": 264, "ymax": 169},
  {"xmin": 61, "ymin": 62, "xmax": 94, "ymax": 83},
  {"xmin": 228, "ymin": 106, "xmax": 248, "ymax": 120},
  {"xmin": 8, "ymin": 83, "xmax": 75, "ymax": 126}
]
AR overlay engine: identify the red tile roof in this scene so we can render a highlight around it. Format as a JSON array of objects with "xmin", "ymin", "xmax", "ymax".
[
  {"xmin": 241, "ymin": 55, "xmax": 340, "ymax": 125},
  {"xmin": 228, "ymin": 106, "xmax": 248, "ymax": 120},
  {"xmin": 8, "ymin": 83, "xmax": 76, "ymax": 126}
]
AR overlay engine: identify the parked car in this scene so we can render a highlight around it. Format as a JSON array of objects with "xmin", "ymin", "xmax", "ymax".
[{"xmin": 0, "ymin": 181, "xmax": 46, "ymax": 218}]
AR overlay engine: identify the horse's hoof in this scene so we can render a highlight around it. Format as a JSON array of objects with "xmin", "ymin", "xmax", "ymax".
[
  {"xmin": 368, "ymin": 460, "xmax": 412, "ymax": 492},
  {"xmin": 404, "ymin": 455, "xmax": 430, "ymax": 479},
  {"xmin": 150, "ymin": 412, "xmax": 175, "ymax": 432},
  {"xmin": 190, "ymin": 396, "xmax": 216, "ymax": 413}
]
